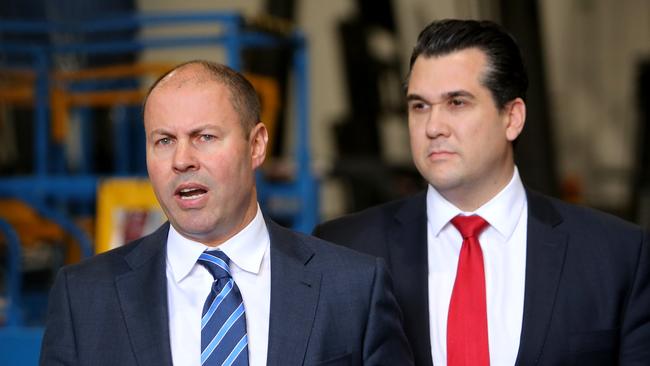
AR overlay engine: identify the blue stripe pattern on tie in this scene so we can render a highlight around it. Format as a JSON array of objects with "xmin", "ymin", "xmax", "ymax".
[{"xmin": 198, "ymin": 251, "xmax": 249, "ymax": 366}]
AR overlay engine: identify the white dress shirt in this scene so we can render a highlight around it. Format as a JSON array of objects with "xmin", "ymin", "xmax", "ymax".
[
  {"xmin": 427, "ymin": 168, "xmax": 528, "ymax": 366},
  {"xmin": 166, "ymin": 205, "xmax": 271, "ymax": 366}
]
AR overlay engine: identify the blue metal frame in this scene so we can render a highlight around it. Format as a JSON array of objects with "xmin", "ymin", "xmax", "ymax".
[
  {"xmin": 0, "ymin": 219, "xmax": 23, "ymax": 326},
  {"xmin": 293, "ymin": 35, "xmax": 319, "ymax": 233},
  {"xmin": 0, "ymin": 188, "xmax": 95, "ymax": 327},
  {"xmin": 0, "ymin": 44, "xmax": 52, "ymax": 176},
  {"xmin": 0, "ymin": 326, "xmax": 44, "ymax": 366},
  {"xmin": 0, "ymin": 11, "xmax": 318, "ymax": 232}
]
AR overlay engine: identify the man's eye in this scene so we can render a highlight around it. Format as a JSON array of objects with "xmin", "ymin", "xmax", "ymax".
[
  {"xmin": 156, "ymin": 137, "xmax": 172, "ymax": 145},
  {"xmin": 449, "ymin": 98, "xmax": 465, "ymax": 107},
  {"xmin": 409, "ymin": 102, "xmax": 428, "ymax": 111},
  {"xmin": 199, "ymin": 134, "xmax": 216, "ymax": 142}
]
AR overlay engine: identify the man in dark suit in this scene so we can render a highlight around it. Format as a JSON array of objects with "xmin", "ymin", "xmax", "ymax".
[
  {"xmin": 40, "ymin": 60, "xmax": 413, "ymax": 366},
  {"xmin": 314, "ymin": 19, "xmax": 650, "ymax": 365}
]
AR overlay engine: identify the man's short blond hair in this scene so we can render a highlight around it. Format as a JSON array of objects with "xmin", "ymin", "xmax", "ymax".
[{"xmin": 144, "ymin": 60, "xmax": 261, "ymax": 135}]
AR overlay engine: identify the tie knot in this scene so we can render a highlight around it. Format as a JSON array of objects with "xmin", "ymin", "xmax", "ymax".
[
  {"xmin": 451, "ymin": 215, "xmax": 488, "ymax": 239},
  {"xmin": 198, "ymin": 250, "xmax": 232, "ymax": 280}
]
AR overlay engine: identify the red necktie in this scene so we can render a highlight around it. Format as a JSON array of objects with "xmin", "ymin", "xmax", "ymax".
[{"xmin": 447, "ymin": 215, "xmax": 490, "ymax": 366}]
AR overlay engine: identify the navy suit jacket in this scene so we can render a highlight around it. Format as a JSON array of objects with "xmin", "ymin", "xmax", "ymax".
[
  {"xmin": 40, "ymin": 218, "xmax": 413, "ymax": 365},
  {"xmin": 313, "ymin": 190, "xmax": 650, "ymax": 365}
]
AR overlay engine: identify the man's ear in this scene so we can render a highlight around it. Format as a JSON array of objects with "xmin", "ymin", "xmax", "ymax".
[
  {"xmin": 250, "ymin": 122, "xmax": 268, "ymax": 169},
  {"xmin": 504, "ymin": 98, "xmax": 526, "ymax": 142}
]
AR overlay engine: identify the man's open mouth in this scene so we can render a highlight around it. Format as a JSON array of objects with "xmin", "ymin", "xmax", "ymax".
[{"xmin": 176, "ymin": 186, "xmax": 207, "ymax": 200}]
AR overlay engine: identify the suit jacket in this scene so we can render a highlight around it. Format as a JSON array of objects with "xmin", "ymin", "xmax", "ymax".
[
  {"xmin": 40, "ymin": 217, "xmax": 413, "ymax": 366},
  {"xmin": 313, "ymin": 190, "xmax": 650, "ymax": 365}
]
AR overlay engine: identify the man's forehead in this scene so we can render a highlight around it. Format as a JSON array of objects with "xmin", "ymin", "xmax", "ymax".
[
  {"xmin": 156, "ymin": 65, "xmax": 217, "ymax": 90},
  {"xmin": 144, "ymin": 65, "xmax": 231, "ymax": 120},
  {"xmin": 408, "ymin": 50, "xmax": 488, "ymax": 90},
  {"xmin": 413, "ymin": 48, "xmax": 487, "ymax": 72}
]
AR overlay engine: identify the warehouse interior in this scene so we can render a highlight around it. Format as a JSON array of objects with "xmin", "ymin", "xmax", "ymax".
[{"xmin": 0, "ymin": 0, "xmax": 649, "ymax": 363}]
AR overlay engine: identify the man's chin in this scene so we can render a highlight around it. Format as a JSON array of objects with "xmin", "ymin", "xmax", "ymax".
[
  {"xmin": 171, "ymin": 219, "xmax": 218, "ymax": 241},
  {"xmin": 427, "ymin": 177, "xmax": 464, "ymax": 194}
]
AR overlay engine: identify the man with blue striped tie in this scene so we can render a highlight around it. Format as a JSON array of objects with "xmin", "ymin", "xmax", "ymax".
[
  {"xmin": 198, "ymin": 250, "xmax": 248, "ymax": 366},
  {"xmin": 40, "ymin": 60, "xmax": 413, "ymax": 366}
]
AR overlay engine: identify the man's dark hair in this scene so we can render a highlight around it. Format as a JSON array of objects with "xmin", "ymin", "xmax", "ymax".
[
  {"xmin": 407, "ymin": 19, "xmax": 528, "ymax": 110},
  {"xmin": 144, "ymin": 60, "xmax": 261, "ymax": 135}
]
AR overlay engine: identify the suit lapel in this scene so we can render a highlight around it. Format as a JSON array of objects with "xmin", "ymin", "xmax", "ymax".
[
  {"xmin": 396, "ymin": 189, "xmax": 567, "ymax": 365},
  {"xmin": 266, "ymin": 219, "xmax": 322, "ymax": 366},
  {"xmin": 515, "ymin": 191, "xmax": 568, "ymax": 365},
  {"xmin": 389, "ymin": 192, "xmax": 434, "ymax": 366},
  {"xmin": 115, "ymin": 224, "xmax": 173, "ymax": 366}
]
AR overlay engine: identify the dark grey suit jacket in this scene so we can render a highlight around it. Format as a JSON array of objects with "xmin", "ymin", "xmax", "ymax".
[
  {"xmin": 40, "ymin": 218, "xmax": 413, "ymax": 365},
  {"xmin": 313, "ymin": 190, "xmax": 650, "ymax": 365}
]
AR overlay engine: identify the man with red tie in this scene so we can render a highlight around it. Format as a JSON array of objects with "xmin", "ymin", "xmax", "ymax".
[{"xmin": 314, "ymin": 19, "xmax": 650, "ymax": 365}]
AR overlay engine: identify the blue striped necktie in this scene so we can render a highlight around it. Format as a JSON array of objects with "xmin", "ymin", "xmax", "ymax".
[{"xmin": 197, "ymin": 250, "xmax": 249, "ymax": 366}]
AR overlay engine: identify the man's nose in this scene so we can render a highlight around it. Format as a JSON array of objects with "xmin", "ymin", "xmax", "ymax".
[
  {"xmin": 425, "ymin": 108, "xmax": 451, "ymax": 138},
  {"xmin": 172, "ymin": 141, "xmax": 199, "ymax": 173}
]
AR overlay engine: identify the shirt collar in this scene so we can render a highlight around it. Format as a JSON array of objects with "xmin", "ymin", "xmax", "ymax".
[
  {"xmin": 426, "ymin": 167, "xmax": 526, "ymax": 241},
  {"xmin": 166, "ymin": 204, "xmax": 269, "ymax": 283}
]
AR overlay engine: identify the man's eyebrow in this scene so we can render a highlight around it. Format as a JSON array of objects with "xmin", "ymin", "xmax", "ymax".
[
  {"xmin": 149, "ymin": 128, "xmax": 171, "ymax": 137},
  {"xmin": 444, "ymin": 90, "xmax": 475, "ymax": 99},
  {"xmin": 406, "ymin": 90, "xmax": 476, "ymax": 104},
  {"xmin": 188, "ymin": 124, "xmax": 218, "ymax": 135},
  {"xmin": 406, "ymin": 93, "xmax": 429, "ymax": 103}
]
